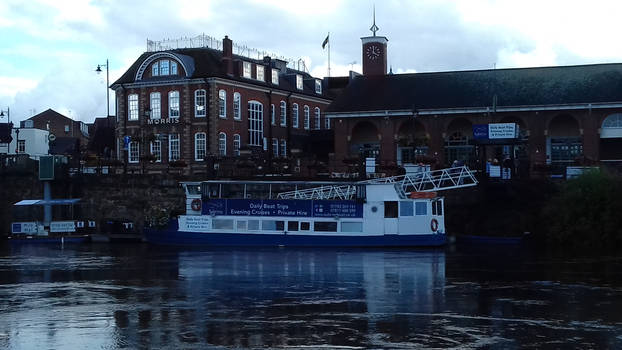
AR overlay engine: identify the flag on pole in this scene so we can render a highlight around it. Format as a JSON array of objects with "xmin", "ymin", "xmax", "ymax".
[{"xmin": 322, "ymin": 34, "xmax": 329, "ymax": 49}]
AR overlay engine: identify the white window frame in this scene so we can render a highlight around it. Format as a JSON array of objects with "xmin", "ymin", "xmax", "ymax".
[
  {"xmin": 128, "ymin": 141, "xmax": 139, "ymax": 163},
  {"xmin": 315, "ymin": 79, "xmax": 322, "ymax": 94},
  {"xmin": 152, "ymin": 62, "xmax": 159, "ymax": 76},
  {"xmin": 17, "ymin": 140, "xmax": 25, "ymax": 153},
  {"xmin": 314, "ymin": 107, "xmax": 321, "ymax": 130},
  {"xmin": 233, "ymin": 92, "xmax": 241, "ymax": 120},
  {"xmin": 168, "ymin": 90, "xmax": 180, "ymax": 118},
  {"xmin": 169, "ymin": 134, "xmax": 180, "ymax": 161},
  {"xmin": 280, "ymin": 101, "xmax": 287, "ymax": 127},
  {"xmin": 280, "ymin": 139, "xmax": 287, "ymax": 158},
  {"xmin": 272, "ymin": 138, "xmax": 279, "ymax": 157},
  {"xmin": 303, "ymin": 105, "xmax": 310, "ymax": 130},
  {"xmin": 195, "ymin": 89, "xmax": 206, "ymax": 117},
  {"xmin": 195, "ymin": 132, "xmax": 206, "ymax": 161},
  {"xmin": 218, "ymin": 132, "xmax": 227, "ymax": 156},
  {"xmin": 292, "ymin": 103, "xmax": 299, "ymax": 128},
  {"xmin": 243, "ymin": 62, "xmax": 252, "ymax": 78},
  {"xmin": 325, "ymin": 114, "xmax": 331, "ymax": 129},
  {"xmin": 128, "ymin": 94, "xmax": 138, "ymax": 121},
  {"xmin": 233, "ymin": 134, "xmax": 241, "ymax": 156},
  {"xmin": 171, "ymin": 61, "xmax": 178, "ymax": 75},
  {"xmin": 256, "ymin": 65, "xmax": 264, "ymax": 81},
  {"xmin": 150, "ymin": 139, "xmax": 161, "ymax": 162},
  {"xmin": 271, "ymin": 69, "xmax": 279, "ymax": 85},
  {"xmin": 150, "ymin": 92, "xmax": 161, "ymax": 119},
  {"xmin": 270, "ymin": 104, "xmax": 275, "ymax": 125},
  {"xmin": 160, "ymin": 60, "xmax": 169, "ymax": 75},
  {"xmin": 219, "ymin": 90, "xmax": 226, "ymax": 118},
  {"xmin": 296, "ymin": 74, "xmax": 303, "ymax": 90},
  {"xmin": 248, "ymin": 101, "xmax": 264, "ymax": 146}
]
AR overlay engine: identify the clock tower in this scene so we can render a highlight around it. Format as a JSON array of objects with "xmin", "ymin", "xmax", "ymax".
[{"xmin": 361, "ymin": 10, "xmax": 388, "ymax": 76}]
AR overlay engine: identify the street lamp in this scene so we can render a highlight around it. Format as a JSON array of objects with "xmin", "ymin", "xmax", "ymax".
[
  {"xmin": 0, "ymin": 107, "xmax": 9, "ymax": 124},
  {"xmin": 95, "ymin": 59, "xmax": 109, "ymax": 117}
]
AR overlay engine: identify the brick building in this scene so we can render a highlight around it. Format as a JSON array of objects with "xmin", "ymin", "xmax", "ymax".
[
  {"xmin": 22, "ymin": 109, "xmax": 89, "ymax": 157},
  {"xmin": 326, "ymin": 26, "xmax": 622, "ymax": 178},
  {"xmin": 111, "ymin": 36, "xmax": 334, "ymax": 176}
]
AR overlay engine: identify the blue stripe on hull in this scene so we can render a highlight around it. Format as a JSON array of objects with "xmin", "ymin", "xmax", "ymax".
[
  {"xmin": 7, "ymin": 236, "xmax": 90, "ymax": 244},
  {"xmin": 145, "ymin": 221, "xmax": 446, "ymax": 247}
]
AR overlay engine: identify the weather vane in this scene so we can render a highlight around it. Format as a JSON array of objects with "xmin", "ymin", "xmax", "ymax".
[{"xmin": 370, "ymin": 5, "xmax": 379, "ymax": 36}]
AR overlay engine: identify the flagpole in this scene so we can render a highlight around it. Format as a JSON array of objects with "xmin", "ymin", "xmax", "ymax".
[{"xmin": 328, "ymin": 32, "xmax": 331, "ymax": 77}]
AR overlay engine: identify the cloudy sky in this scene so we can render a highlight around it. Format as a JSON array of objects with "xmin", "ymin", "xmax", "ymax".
[{"xmin": 2, "ymin": 0, "xmax": 622, "ymax": 124}]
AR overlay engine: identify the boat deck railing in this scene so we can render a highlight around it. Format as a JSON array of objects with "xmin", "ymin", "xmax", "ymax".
[{"xmin": 276, "ymin": 166, "xmax": 478, "ymax": 200}]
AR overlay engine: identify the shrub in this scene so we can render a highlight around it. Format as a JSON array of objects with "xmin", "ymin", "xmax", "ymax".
[{"xmin": 543, "ymin": 171, "xmax": 622, "ymax": 249}]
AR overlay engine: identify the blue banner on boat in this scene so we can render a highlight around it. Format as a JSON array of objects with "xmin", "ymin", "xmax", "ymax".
[{"xmin": 203, "ymin": 199, "xmax": 362, "ymax": 218}]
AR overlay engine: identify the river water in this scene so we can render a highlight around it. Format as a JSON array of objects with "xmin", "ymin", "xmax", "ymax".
[{"xmin": 0, "ymin": 243, "xmax": 621, "ymax": 349}]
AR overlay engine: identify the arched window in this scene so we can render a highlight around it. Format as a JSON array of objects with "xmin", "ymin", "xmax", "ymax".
[
  {"xmin": 272, "ymin": 138, "xmax": 279, "ymax": 156},
  {"xmin": 280, "ymin": 101, "xmax": 286, "ymax": 126},
  {"xmin": 195, "ymin": 132, "xmax": 206, "ymax": 161},
  {"xmin": 233, "ymin": 134, "xmax": 241, "ymax": 156},
  {"xmin": 128, "ymin": 141, "xmax": 139, "ymax": 163},
  {"xmin": 218, "ymin": 132, "xmax": 227, "ymax": 156},
  {"xmin": 195, "ymin": 89, "xmax": 206, "ymax": 117},
  {"xmin": 603, "ymin": 113, "xmax": 622, "ymax": 128},
  {"xmin": 248, "ymin": 101, "xmax": 264, "ymax": 146},
  {"xmin": 168, "ymin": 133, "xmax": 180, "ymax": 161},
  {"xmin": 219, "ymin": 90, "xmax": 226, "ymax": 118},
  {"xmin": 270, "ymin": 104, "xmax": 275, "ymax": 125},
  {"xmin": 314, "ymin": 107, "xmax": 321, "ymax": 130},
  {"xmin": 233, "ymin": 92, "xmax": 241, "ymax": 120},
  {"xmin": 280, "ymin": 139, "xmax": 287, "ymax": 158},
  {"xmin": 150, "ymin": 92, "xmax": 161, "ymax": 119},
  {"xmin": 150, "ymin": 139, "xmax": 161, "ymax": 162},
  {"xmin": 303, "ymin": 105, "xmax": 310, "ymax": 130},
  {"xmin": 168, "ymin": 91, "xmax": 179, "ymax": 118},
  {"xmin": 292, "ymin": 103, "xmax": 299, "ymax": 128}
]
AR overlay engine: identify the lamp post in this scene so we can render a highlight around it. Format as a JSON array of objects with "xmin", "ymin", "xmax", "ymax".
[
  {"xmin": 0, "ymin": 107, "xmax": 12, "ymax": 154},
  {"xmin": 95, "ymin": 59, "xmax": 109, "ymax": 117},
  {"xmin": 0, "ymin": 107, "xmax": 9, "ymax": 124}
]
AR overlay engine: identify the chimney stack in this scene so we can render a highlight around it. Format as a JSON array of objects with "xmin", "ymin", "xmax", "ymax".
[{"xmin": 222, "ymin": 35, "xmax": 233, "ymax": 75}]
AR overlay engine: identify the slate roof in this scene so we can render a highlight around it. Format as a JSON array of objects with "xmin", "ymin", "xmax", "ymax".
[
  {"xmin": 327, "ymin": 63, "xmax": 622, "ymax": 113},
  {"xmin": 113, "ymin": 47, "xmax": 327, "ymax": 99}
]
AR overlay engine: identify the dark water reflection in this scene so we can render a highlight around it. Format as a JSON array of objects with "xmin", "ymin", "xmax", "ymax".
[{"xmin": 0, "ymin": 243, "xmax": 621, "ymax": 349}]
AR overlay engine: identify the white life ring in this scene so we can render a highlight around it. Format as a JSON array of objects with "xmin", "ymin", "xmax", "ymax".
[
  {"xmin": 191, "ymin": 199, "xmax": 202, "ymax": 211},
  {"xmin": 430, "ymin": 218, "xmax": 439, "ymax": 232}
]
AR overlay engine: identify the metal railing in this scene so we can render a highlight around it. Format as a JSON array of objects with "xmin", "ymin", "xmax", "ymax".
[{"xmin": 277, "ymin": 166, "xmax": 478, "ymax": 200}]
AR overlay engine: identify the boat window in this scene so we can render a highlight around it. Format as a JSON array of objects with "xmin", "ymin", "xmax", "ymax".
[
  {"xmin": 185, "ymin": 184, "xmax": 202, "ymax": 195},
  {"xmin": 356, "ymin": 185, "xmax": 366, "ymax": 200},
  {"xmin": 205, "ymin": 183, "xmax": 220, "ymax": 198},
  {"xmin": 384, "ymin": 201, "xmax": 398, "ymax": 218},
  {"xmin": 221, "ymin": 184, "xmax": 245, "ymax": 199},
  {"xmin": 288, "ymin": 221, "xmax": 299, "ymax": 231},
  {"xmin": 435, "ymin": 200, "xmax": 443, "ymax": 216},
  {"xmin": 213, "ymin": 219, "xmax": 234, "ymax": 230},
  {"xmin": 262, "ymin": 220, "xmax": 285, "ymax": 231},
  {"xmin": 237, "ymin": 220, "xmax": 247, "ymax": 231},
  {"xmin": 246, "ymin": 184, "xmax": 271, "ymax": 199},
  {"xmin": 399, "ymin": 201, "xmax": 413, "ymax": 217},
  {"xmin": 416, "ymin": 202, "xmax": 427, "ymax": 215},
  {"xmin": 341, "ymin": 222, "xmax": 363, "ymax": 232},
  {"xmin": 314, "ymin": 221, "xmax": 337, "ymax": 232},
  {"xmin": 300, "ymin": 222, "xmax": 310, "ymax": 231},
  {"xmin": 248, "ymin": 220, "xmax": 260, "ymax": 230}
]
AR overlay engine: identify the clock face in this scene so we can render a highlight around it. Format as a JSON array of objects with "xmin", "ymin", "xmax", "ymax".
[{"xmin": 366, "ymin": 45, "xmax": 381, "ymax": 60}]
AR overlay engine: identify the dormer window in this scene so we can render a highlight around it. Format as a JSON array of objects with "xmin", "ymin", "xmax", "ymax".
[
  {"xmin": 296, "ymin": 74, "xmax": 303, "ymax": 90},
  {"xmin": 271, "ymin": 69, "xmax": 279, "ymax": 85},
  {"xmin": 243, "ymin": 62, "xmax": 252, "ymax": 78},
  {"xmin": 160, "ymin": 60, "xmax": 169, "ymax": 75},
  {"xmin": 315, "ymin": 79, "xmax": 322, "ymax": 94},
  {"xmin": 256, "ymin": 65, "xmax": 264, "ymax": 81},
  {"xmin": 152, "ymin": 62, "xmax": 159, "ymax": 76},
  {"xmin": 151, "ymin": 59, "xmax": 179, "ymax": 77}
]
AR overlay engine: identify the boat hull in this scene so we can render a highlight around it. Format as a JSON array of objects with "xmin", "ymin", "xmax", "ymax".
[
  {"xmin": 6, "ymin": 235, "xmax": 91, "ymax": 244},
  {"xmin": 145, "ymin": 220, "xmax": 446, "ymax": 247}
]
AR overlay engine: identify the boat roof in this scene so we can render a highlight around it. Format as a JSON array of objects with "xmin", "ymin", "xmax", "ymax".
[
  {"xmin": 14, "ymin": 199, "xmax": 81, "ymax": 206},
  {"xmin": 189, "ymin": 180, "xmax": 362, "ymax": 186}
]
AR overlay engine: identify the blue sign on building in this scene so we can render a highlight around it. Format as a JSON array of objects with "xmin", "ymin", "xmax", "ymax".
[{"xmin": 473, "ymin": 124, "xmax": 489, "ymax": 139}]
